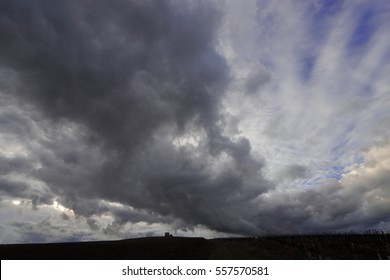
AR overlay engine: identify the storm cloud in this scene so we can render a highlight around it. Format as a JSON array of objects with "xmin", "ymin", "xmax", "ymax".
[{"xmin": 0, "ymin": 0, "xmax": 272, "ymax": 241}]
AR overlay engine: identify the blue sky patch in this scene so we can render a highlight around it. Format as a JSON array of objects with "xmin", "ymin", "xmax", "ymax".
[{"xmin": 347, "ymin": 7, "xmax": 376, "ymax": 54}]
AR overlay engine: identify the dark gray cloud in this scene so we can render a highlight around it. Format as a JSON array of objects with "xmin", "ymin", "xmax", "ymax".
[
  {"xmin": 0, "ymin": 155, "xmax": 31, "ymax": 176},
  {"xmin": 86, "ymin": 218, "xmax": 100, "ymax": 231},
  {"xmin": 0, "ymin": 177, "xmax": 28, "ymax": 196},
  {"xmin": 0, "ymin": 0, "xmax": 272, "ymax": 237},
  {"xmin": 274, "ymin": 164, "xmax": 311, "ymax": 181},
  {"xmin": 244, "ymin": 71, "xmax": 271, "ymax": 95}
]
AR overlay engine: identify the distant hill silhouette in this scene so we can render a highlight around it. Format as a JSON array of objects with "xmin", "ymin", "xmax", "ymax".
[{"xmin": 1, "ymin": 233, "xmax": 389, "ymax": 259}]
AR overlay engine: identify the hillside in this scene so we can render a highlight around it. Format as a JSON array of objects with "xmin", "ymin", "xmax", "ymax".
[{"xmin": 1, "ymin": 234, "xmax": 389, "ymax": 260}]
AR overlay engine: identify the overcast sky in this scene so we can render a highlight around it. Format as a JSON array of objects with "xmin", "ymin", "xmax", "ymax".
[{"xmin": 0, "ymin": 0, "xmax": 389, "ymax": 243}]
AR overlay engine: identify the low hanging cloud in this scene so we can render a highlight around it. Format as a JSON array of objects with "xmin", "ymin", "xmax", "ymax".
[{"xmin": 0, "ymin": 0, "xmax": 272, "ymax": 241}]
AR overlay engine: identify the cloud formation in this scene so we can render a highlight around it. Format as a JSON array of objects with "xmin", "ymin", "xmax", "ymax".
[
  {"xmin": 0, "ymin": 0, "xmax": 389, "ymax": 243},
  {"xmin": 0, "ymin": 0, "xmax": 272, "ymax": 242}
]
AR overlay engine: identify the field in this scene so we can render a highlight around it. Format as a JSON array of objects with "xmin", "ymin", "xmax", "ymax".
[{"xmin": 1, "ymin": 233, "xmax": 389, "ymax": 260}]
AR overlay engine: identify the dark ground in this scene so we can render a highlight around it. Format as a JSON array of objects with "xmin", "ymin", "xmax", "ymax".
[{"xmin": 1, "ymin": 233, "xmax": 389, "ymax": 260}]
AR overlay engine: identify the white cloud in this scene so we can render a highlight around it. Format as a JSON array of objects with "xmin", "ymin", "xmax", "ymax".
[
  {"xmin": 210, "ymin": 0, "xmax": 390, "ymax": 233},
  {"xmin": 218, "ymin": 0, "xmax": 390, "ymax": 188}
]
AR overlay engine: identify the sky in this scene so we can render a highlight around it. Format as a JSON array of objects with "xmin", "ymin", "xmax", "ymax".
[{"xmin": 0, "ymin": 0, "xmax": 389, "ymax": 244}]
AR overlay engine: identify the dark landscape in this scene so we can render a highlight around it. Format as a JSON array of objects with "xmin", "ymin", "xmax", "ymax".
[{"xmin": 1, "ymin": 232, "xmax": 389, "ymax": 260}]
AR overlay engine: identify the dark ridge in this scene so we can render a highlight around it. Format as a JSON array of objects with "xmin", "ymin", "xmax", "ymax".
[
  {"xmin": 0, "ymin": 237, "xmax": 211, "ymax": 260},
  {"xmin": 1, "ymin": 233, "xmax": 390, "ymax": 260}
]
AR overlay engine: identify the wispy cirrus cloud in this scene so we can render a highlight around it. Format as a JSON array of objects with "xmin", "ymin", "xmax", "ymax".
[
  {"xmin": 218, "ymin": 0, "xmax": 390, "ymax": 233},
  {"xmin": 221, "ymin": 0, "xmax": 390, "ymax": 184}
]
